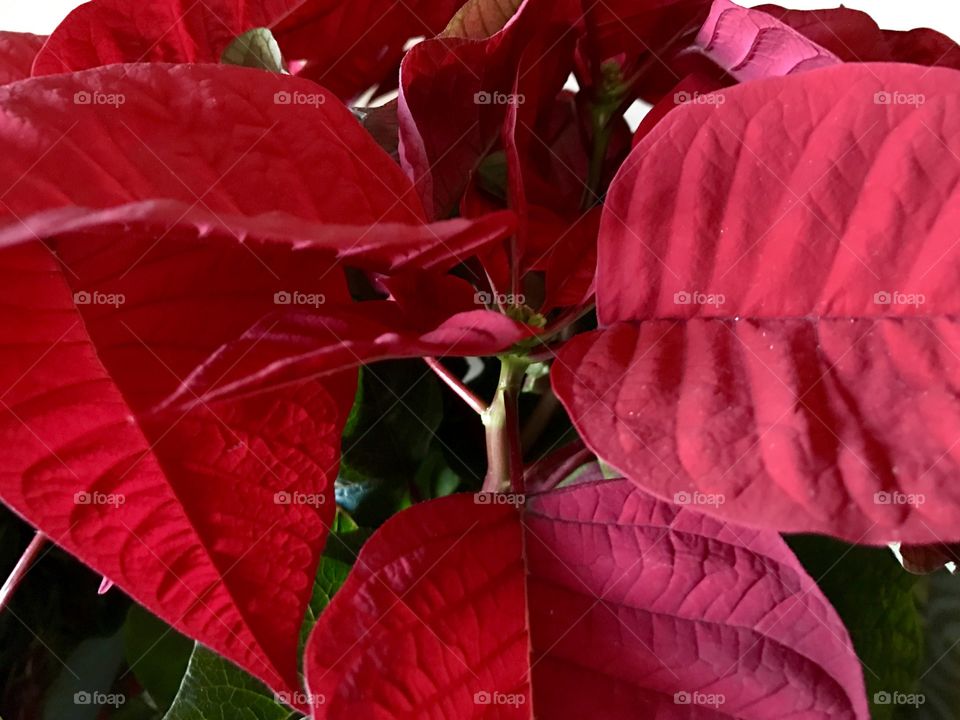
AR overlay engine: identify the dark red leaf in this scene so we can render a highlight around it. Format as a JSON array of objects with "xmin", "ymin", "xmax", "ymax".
[
  {"xmin": 755, "ymin": 4, "xmax": 960, "ymax": 70},
  {"xmin": 304, "ymin": 480, "xmax": 868, "ymax": 718},
  {"xmin": 553, "ymin": 63, "xmax": 960, "ymax": 545}
]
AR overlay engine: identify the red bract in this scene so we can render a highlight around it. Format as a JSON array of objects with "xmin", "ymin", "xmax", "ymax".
[
  {"xmin": 0, "ymin": 61, "xmax": 517, "ymax": 704},
  {"xmin": 693, "ymin": 0, "xmax": 840, "ymax": 80},
  {"xmin": 304, "ymin": 479, "xmax": 868, "ymax": 718},
  {"xmin": 32, "ymin": 0, "xmax": 465, "ymax": 99},
  {"xmin": 553, "ymin": 62, "xmax": 960, "ymax": 545}
]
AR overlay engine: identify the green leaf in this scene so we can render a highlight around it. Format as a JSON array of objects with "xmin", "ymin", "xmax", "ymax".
[
  {"xmin": 220, "ymin": 28, "xmax": 284, "ymax": 73},
  {"xmin": 162, "ymin": 646, "xmax": 298, "ymax": 720},
  {"xmin": 164, "ymin": 517, "xmax": 358, "ymax": 718},
  {"xmin": 124, "ymin": 604, "xmax": 193, "ymax": 711},
  {"xmin": 337, "ymin": 361, "xmax": 442, "ymax": 525},
  {"xmin": 787, "ymin": 536, "xmax": 924, "ymax": 720}
]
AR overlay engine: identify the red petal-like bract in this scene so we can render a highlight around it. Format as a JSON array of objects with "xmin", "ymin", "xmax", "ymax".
[
  {"xmin": 304, "ymin": 480, "xmax": 868, "ymax": 718},
  {"xmin": 0, "ymin": 32, "xmax": 45, "ymax": 85},
  {"xmin": 32, "ymin": 0, "xmax": 464, "ymax": 99},
  {"xmin": 755, "ymin": 4, "xmax": 960, "ymax": 70},
  {"xmin": 693, "ymin": 0, "xmax": 839, "ymax": 81},
  {"xmin": 0, "ymin": 63, "xmax": 514, "ymax": 704},
  {"xmin": 398, "ymin": 0, "xmax": 576, "ymax": 218},
  {"xmin": 553, "ymin": 63, "xmax": 960, "ymax": 545}
]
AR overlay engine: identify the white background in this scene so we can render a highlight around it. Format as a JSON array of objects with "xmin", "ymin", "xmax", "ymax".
[{"xmin": 1, "ymin": 1, "xmax": 959, "ymax": 39}]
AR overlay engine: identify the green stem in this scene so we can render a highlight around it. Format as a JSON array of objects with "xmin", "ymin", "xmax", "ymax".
[
  {"xmin": 581, "ymin": 113, "xmax": 613, "ymax": 211},
  {"xmin": 482, "ymin": 357, "xmax": 527, "ymax": 493}
]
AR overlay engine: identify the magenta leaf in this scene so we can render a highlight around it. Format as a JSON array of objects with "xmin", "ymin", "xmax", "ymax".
[
  {"xmin": 304, "ymin": 479, "xmax": 868, "ymax": 718},
  {"xmin": 693, "ymin": 0, "xmax": 840, "ymax": 81},
  {"xmin": 553, "ymin": 62, "xmax": 960, "ymax": 545}
]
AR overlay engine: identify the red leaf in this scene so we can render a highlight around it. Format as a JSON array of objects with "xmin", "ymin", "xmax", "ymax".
[
  {"xmin": 755, "ymin": 5, "xmax": 960, "ymax": 71},
  {"xmin": 0, "ymin": 32, "xmax": 45, "ymax": 85},
  {"xmin": 32, "ymin": 0, "xmax": 464, "ymax": 99},
  {"xmin": 398, "ymin": 0, "xmax": 577, "ymax": 218},
  {"xmin": 304, "ymin": 480, "xmax": 868, "ymax": 718},
  {"xmin": 693, "ymin": 0, "xmax": 840, "ymax": 81},
  {"xmin": 273, "ymin": 0, "xmax": 464, "ymax": 98},
  {"xmin": 553, "ymin": 63, "xmax": 960, "ymax": 544},
  {"xmin": 152, "ymin": 282, "xmax": 533, "ymax": 411},
  {"xmin": 0, "ymin": 63, "xmax": 512, "ymax": 704}
]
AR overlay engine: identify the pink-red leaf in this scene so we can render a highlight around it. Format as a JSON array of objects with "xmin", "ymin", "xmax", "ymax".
[
  {"xmin": 693, "ymin": 0, "xmax": 840, "ymax": 81},
  {"xmin": 553, "ymin": 63, "xmax": 960, "ymax": 545},
  {"xmin": 304, "ymin": 480, "xmax": 868, "ymax": 718}
]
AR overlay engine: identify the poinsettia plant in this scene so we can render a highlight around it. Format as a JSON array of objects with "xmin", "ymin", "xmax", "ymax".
[{"xmin": 1, "ymin": 0, "xmax": 959, "ymax": 717}]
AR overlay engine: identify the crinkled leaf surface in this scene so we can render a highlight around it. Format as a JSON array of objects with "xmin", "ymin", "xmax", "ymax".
[
  {"xmin": 0, "ymin": 32, "xmax": 45, "ymax": 85},
  {"xmin": 304, "ymin": 479, "xmax": 867, "ymax": 718},
  {"xmin": 694, "ymin": 0, "xmax": 840, "ymax": 80},
  {"xmin": 553, "ymin": 63, "xmax": 960, "ymax": 544},
  {"xmin": 0, "ymin": 62, "xmax": 513, "ymax": 704}
]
